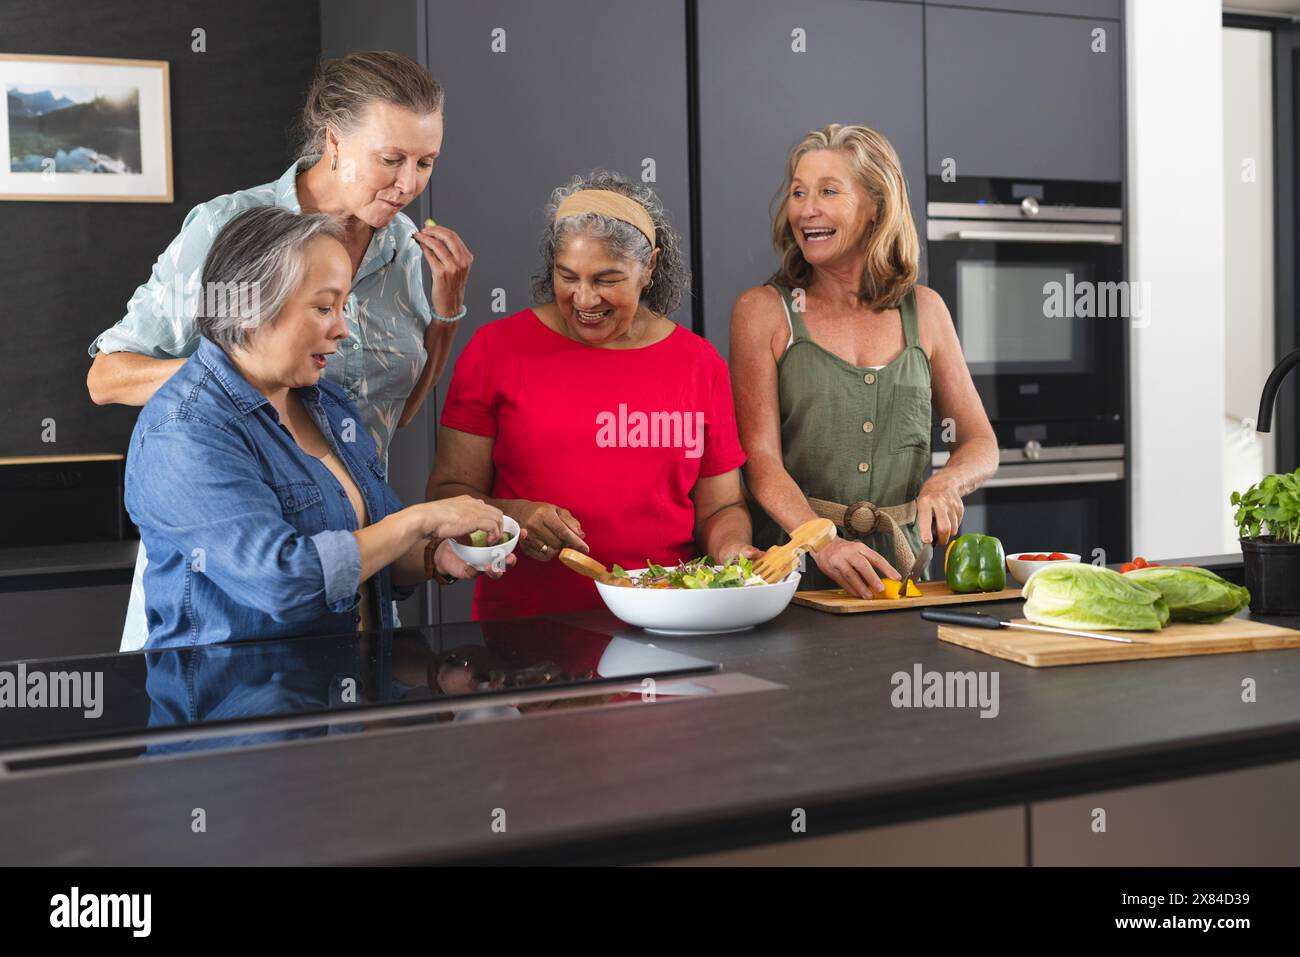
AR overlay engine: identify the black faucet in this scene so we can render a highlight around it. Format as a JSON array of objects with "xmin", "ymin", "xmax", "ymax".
[{"xmin": 1257, "ymin": 346, "xmax": 1300, "ymax": 433}]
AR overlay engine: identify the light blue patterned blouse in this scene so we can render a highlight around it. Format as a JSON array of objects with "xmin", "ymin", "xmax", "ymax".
[
  {"xmin": 89, "ymin": 154, "xmax": 433, "ymax": 464},
  {"xmin": 92, "ymin": 155, "xmax": 434, "ymax": 651}
]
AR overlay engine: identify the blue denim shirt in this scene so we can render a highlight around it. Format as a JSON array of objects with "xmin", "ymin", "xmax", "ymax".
[{"xmin": 124, "ymin": 337, "xmax": 416, "ymax": 649}]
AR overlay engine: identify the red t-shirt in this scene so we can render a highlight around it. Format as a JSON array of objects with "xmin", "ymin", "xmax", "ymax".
[{"xmin": 441, "ymin": 308, "xmax": 747, "ymax": 620}]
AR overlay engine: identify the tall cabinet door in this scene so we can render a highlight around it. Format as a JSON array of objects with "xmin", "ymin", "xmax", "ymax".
[
  {"xmin": 695, "ymin": 0, "xmax": 926, "ymax": 357},
  {"xmin": 426, "ymin": 0, "xmax": 692, "ymax": 622},
  {"xmin": 925, "ymin": 4, "xmax": 1123, "ymax": 181}
]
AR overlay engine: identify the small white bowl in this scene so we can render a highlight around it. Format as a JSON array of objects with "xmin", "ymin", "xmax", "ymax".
[
  {"xmin": 1005, "ymin": 551, "xmax": 1081, "ymax": 586},
  {"xmin": 594, "ymin": 568, "xmax": 800, "ymax": 636},
  {"xmin": 449, "ymin": 515, "xmax": 521, "ymax": 574}
]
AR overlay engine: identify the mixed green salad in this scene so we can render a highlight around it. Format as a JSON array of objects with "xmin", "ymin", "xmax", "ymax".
[{"xmin": 611, "ymin": 555, "xmax": 765, "ymax": 589}]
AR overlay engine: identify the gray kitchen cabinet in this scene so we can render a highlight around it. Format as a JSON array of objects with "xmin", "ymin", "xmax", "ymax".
[
  {"xmin": 696, "ymin": 0, "xmax": 927, "ymax": 357},
  {"xmin": 928, "ymin": 0, "xmax": 1120, "ymax": 19},
  {"xmin": 925, "ymin": 4, "xmax": 1122, "ymax": 181},
  {"xmin": 424, "ymin": 0, "xmax": 693, "ymax": 622},
  {"xmin": 1032, "ymin": 759, "xmax": 1300, "ymax": 865}
]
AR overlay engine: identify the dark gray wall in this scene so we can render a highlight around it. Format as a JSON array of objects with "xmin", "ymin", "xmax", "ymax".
[{"xmin": 0, "ymin": 0, "xmax": 321, "ymax": 458}]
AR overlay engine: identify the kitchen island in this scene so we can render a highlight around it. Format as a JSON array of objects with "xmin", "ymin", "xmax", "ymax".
[{"xmin": 1, "ymin": 553, "xmax": 1298, "ymax": 866}]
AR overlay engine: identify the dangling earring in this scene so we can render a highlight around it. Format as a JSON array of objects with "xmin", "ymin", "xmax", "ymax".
[{"xmin": 330, "ymin": 153, "xmax": 338, "ymax": 172}]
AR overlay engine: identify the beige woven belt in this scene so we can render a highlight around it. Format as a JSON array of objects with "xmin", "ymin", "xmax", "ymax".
[{"xmin": 807, "ymin": 496, "xmax": 918, "ymax": 572}]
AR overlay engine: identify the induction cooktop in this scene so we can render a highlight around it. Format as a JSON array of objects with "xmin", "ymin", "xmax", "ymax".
[{"xmin": 0, "ymin": 619, "xmax": 723, "ymax": 770}]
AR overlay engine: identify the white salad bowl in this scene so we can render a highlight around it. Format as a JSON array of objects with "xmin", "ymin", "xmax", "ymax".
[{"xmin": 594, "ymin": 568, "xmax": 801, "ymax": 636}]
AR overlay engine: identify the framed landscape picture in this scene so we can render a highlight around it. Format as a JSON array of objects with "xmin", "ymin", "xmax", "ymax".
[{"xmin": 0, "ymin": 53, "xmax": 172, "ymax": 203}]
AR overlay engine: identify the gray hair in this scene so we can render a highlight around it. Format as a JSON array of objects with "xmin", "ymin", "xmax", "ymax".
[
  {"xmin": 295, "ymin": 51, "xmax": 444, "ymax": 158},
  {"xmin": 531, "ymin": 170, "xmax": 690, "ymax": 317},
  {"xmin": 196, "ymin": 205, "xmax": 345, "ymax": 350}
]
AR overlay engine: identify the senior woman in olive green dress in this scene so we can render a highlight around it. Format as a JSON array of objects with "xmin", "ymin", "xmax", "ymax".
[{"xmin": 731, "ymin": 124, "xmax": 999, "ymax": 598}]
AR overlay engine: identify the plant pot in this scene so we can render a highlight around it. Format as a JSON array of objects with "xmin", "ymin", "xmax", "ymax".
[{"xmin": 1240, "ymin": 537, "xmax": 1300, "ymax": 615}]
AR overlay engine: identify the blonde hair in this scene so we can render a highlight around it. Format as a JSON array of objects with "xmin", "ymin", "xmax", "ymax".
[{"xmin": 769, "ymin": 124, "xmax": 919, "ymax": 309}]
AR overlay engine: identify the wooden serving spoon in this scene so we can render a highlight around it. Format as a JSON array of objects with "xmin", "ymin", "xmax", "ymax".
[
  {"xmin": 751, "ymin": 518, "xmax": 838, "ymax": 584},
  {"xmin": 558, "ymin": 547, "xmax": 634, "ymax": 587}
]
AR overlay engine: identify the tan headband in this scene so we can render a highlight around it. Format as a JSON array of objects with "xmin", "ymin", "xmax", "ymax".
[{"xmin": 553, "ymin": 189, "xmax": 657, "ymax": 251}]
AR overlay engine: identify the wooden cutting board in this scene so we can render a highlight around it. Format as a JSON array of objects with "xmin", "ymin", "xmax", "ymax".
[
  {"xmin": 793, "ymin": 580, "xmax": 1024, "ymax": 614},
  {"xmin": 937, "ymin": 615, "xmax": 1300, "ymax": 667}
]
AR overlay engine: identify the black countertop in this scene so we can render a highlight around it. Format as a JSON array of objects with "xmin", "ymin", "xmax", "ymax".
[{"xmin": 3, "ymin": 551, "xmax": 1299, "ymax": 865}]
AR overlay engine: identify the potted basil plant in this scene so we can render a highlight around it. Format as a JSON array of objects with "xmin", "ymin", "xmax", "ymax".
[{"xmin": 1232, "ymin": 467, "xmax": 1300, "ymax": 615}]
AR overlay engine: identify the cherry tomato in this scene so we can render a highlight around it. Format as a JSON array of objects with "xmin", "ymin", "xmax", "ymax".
[
  {"xmin": 1048, "ymin": 552, "xmax": 1069, "ymax": 560},
  {"xmin": 1120, "ymin": 562, "xmax": 1136, "ymax": 573},
  {"xmin": 1133, "ymin": 556, "xmax": 1148, "ymax": 568}
]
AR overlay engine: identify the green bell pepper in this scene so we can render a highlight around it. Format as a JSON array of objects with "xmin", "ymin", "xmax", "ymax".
[{"xmin": 945, "ymin": 533, "xmax": 1006, "ymax": 593}]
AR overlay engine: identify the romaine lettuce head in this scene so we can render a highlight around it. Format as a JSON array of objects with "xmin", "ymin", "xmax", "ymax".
[
  {"xmin": 1022, "ymin": 563, "xmax": 1170, "ymax": 631},
  {"xmin": 1124, "ymin": 566, "xmax": 1250, "ymax": 623}
]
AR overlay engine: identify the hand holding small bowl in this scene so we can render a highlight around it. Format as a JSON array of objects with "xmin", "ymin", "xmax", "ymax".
[{"xmin": 449, "ymin": 515, "xmax": 523, "ymax": 575}]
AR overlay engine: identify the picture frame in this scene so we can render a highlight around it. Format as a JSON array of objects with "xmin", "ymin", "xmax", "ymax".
[{"xmin": 0, "ymin": 53, "xmax": 172, "ymax": 203}]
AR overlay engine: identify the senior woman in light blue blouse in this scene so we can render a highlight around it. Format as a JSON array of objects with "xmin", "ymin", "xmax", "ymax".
[{"xmin": 86, "ymin": 52, "xmax": 473, "ymax": 650}]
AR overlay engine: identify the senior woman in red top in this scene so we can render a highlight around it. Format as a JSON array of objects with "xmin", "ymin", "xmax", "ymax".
[{"xmin": 429, "ymin": 172, "xmax": 760, "ymax": 619}]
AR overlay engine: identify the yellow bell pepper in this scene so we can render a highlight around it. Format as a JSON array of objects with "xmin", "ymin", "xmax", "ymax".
[{"xmin": 877, "ymin": 578, "xmax": 923, "ymax": 600}]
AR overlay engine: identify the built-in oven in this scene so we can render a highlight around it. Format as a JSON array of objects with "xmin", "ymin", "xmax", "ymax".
[
  {"xmin": 924, "ymin": 176, "xmax": 1129, "ymax": 566},
  {"xmin": 926, "ymin": 176, "xmax": 1125, "ymax": 446}
]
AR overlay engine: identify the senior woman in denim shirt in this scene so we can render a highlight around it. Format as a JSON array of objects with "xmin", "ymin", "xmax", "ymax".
[{"xmin": 125, "ymin": 207, "xmax": 515, "ymax": 649}]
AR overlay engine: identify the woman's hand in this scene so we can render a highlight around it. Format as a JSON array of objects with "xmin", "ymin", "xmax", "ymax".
[
  {"xmin": 915, "ymin": 474, "xmax": 965, "ymax": 546},
  {"xmin": 406, "ymin": 495, "xmax": 503, "ymax": 542},
  {"xmin": 512, "ymin": 501, "xmax": 587, "ymax": 561},
  {"xmin": 431, "ymin": 535, "xmax": 522, "ymax": 581},
  {"xmin": 716, "ymin": 543, "xmax": 766, "ymax": 564},
  {"xmin": 413, "ymin": 223, "xmax": 473, "ymax": 318},
  {"xmin": 812, "ymin": 537, "xmax": 901, "ymax": 599}
]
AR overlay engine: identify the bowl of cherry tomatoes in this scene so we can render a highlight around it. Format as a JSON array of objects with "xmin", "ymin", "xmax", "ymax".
[{"xmin": 1006, "ymin": 550, "xmax": 1080, "ymax": 586}]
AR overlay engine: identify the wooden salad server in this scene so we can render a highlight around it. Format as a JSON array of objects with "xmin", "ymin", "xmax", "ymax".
[
  {"xmin": 751, "ymin": 518, "xmax": 838, "ymax": 584},
  {"xmin": 558, "ymin": 547, "xmax": 633, "ymax": 587}
]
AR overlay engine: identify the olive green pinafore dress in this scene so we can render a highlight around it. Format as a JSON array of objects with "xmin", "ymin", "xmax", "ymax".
[{"xmin": 752, "ymin": 284, "xmax": 934, "ymax": 590}]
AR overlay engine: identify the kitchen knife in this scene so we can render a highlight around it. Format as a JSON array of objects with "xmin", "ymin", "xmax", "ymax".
[
  {"xmin": 919, "ymin": 607, "xmax": 1149, "ymax": 644},
  {"xmin": 903, "ymin": 542, "xmax": 933, "ymax": 593}
]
